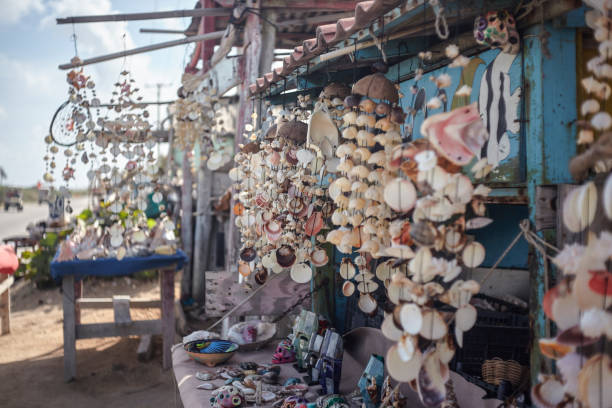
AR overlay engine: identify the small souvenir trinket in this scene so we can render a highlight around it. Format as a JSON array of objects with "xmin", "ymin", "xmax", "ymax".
[
  {"xmin": 210, "ymin": 385, "xmax": 245, "ymax": 408},
  {"xmin": 303, "ymin": 334, "xmax": 324, "ymax": 385},
  {"xmin": 474, "ymin": 10, "xmax": 520, "ymax": 54},
  {"xmin": 272, "ymin": 338, "xmax": 297, "ymax": 364},
  {"xmin": 358, "ymin": 355, "xmax": 385, "ymax": 408},
  {"xmin": 315, "ymin": 329, "xmax": 343, "ymax": 395},
  {"xmin": 281, "ymin": 395, "xmax": 308, "ymax": 408},
  {"xmin": 292, "ymin": 310, "xmax": 319, "ymax": 371}
]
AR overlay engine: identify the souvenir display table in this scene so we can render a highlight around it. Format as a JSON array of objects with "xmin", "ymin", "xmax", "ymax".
[
  {"xmin": 51, "ymin": 250, "xmax": 187, "ymax": 381},
  {"xmin": 172, "ymin": 327, "xmax": 503, "ymax": 408}
]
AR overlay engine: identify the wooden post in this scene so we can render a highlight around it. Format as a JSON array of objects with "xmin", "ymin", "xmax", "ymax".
[
  {"xmin": 180, "ymin": 153, "xmax": 194, "ymax": 299},
  {"xmin": 259, "ymin": 9, "xmax": 277, "ymax": 76},
  {"xmin": 226, "ymin": 0, "xmax": 263, "ymax": 273},
  {"xmin": 192, "ymin": 166, "xmax": 213, "ymax": 303},
  {"xmin": 74, "ymin": 280, "xmax": 82, "ymax": 325},
  {"xmin": 63, "ymin": 275, "xmax": 77, "ymax": 381},
  {"xmin": 524, "ymin": 23, "xmax": 577, "ymax": 383},
  {"xmin": 0, "ymin": 274, "xmax": 12, "ymax": 335},
  {"xmin": 160, "ymin": 267, "xmax": 176, "ymax": 370}
]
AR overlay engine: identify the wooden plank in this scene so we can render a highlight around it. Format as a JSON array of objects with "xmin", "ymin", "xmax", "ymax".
[
  {"xmin": 58, "ymin": 30, "xmax": 226, "ymax": 70},
  {"xmin": 76, "ymin": 298, "xmax": 161, "ymax": 309},
  {"xmin": 161, "ymin": 267, "xmax": 176, "ymax": 370},
  {"xmin": 227, "ymin": 0, "xmax": 263, "ymax": 273},
  {"xmin": 180, "ymin": 154, "xmax": 194, "ymax": 299},
  {"xmin": 524, "ymin": 23, "xmax": 578, "ymax": 384},
  {"xmin": 535, "ymin": 186, "xmax": 557, "ymax": 231},
  {"xmin": 192, "ymin": 165, "xmax": 213, "ymax": 303},
  {"xmin": 62, "ymin": 275, "xmax": 77, "ymax": 381},
  {"xmin": 0, "ymin": 275, "xmax": 12, "ymax": 335},
  {"xmin": 57, "ymin": 8, "xmax": 232, "ymax": 24},
  {"xmin": 75, "ymin": 320, "xmax": 162, "ymax": 339},
  {"xmin": 0, "ymin": 274, "xmax": 13, "ymax": 294},
  {"xmin": 137, "ymin": 335, "xmax": 154, "ymax": 362},
  {"xmin": 112, "ymin": 295, "xmax": 132, "ymax": 325},
  {"xmin": 74, "ymin": 280, "xmax": 82, "ymax": 325},
  {"xmin": 175, "ymin": 299, "xmax": 188, "ymax": 335}
]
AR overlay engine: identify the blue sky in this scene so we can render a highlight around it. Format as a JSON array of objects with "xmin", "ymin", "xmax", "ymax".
[{"xmin": 0, "ymin": 0, "xmax": 196, "ymax": 188}]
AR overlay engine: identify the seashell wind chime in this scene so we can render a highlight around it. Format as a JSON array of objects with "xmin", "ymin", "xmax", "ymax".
[
  {"xmin": 317, "ymin": 52, "xmax": 494, "ymax": 405},
  {"xmin": 230, "ymin": 93, "xmax": 334, "ymax": 285},
  {"xmin": 530, "ymin": 1, "xmax": 612, "ymax": 407},
  {"xmin": 53, "ymin": 65, "xmax": 177, "ymax": 261}
]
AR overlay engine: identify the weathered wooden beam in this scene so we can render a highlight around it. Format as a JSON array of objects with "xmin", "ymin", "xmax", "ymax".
[
  {"xmin": 180, "ymin": 153, "xmax": 194, "ymax": 299},
  {"xmin": 0, "ymin": 274, "xmax": 13, "ymax": 335},
  {"xmin": 57, "ymin": 8, "xmax": 231, "ymax": 24},
  {"xmin": 535, "ymin": 186, "xmax": 557, "ymax": 231},
  {"xmin": 0, "ymin": 275, "xmax": 13, "ymax": 295},
  {"xmin": 140, "ymin": 28, "xmax": 186, "ymax": 34},
  {"xmin": 77, "ymin": 298, "xmax": 161, "ymax": 309},
  {"xmin": 112, "ymin": 295, "xmax": 132, "ymax": 325},
  {"xmin": 160, "ymin": 268, "xmax": 175, "ymax": 369},
  {"xmin": 524, "ymin": 22, "xmax": 578, "ymax": 385},
  {"xmin": 192, "ymin": 165, "xmax": 213, "ymax": 303},
  {"xmin": 62, "ymin": 275, "xmax": 77, "ymax": 381},
  {"xmin": 58, "ymin": 30, "xmax": 226, "ymax": 70},
  {"xmin": 227, "ymin": 0, "xmax": 263, "ymax": 273},
  {"xmin": 75, "ymin": 320, "xmax": 162, "ymax": 339},
  {"xmin": 137, "ymin": 335, "xmax": 154, "ymax": 362},
  {"xmin": 276, "ymin": 11, "xmax": 354, "ymax": 27}
]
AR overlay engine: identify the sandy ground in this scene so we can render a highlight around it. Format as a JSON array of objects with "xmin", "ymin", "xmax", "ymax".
[{"xmin": 0, "ymin": 275, "xmax": 182, "ymax": 408}]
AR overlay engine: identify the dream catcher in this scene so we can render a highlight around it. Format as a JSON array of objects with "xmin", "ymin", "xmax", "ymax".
[{"xmin": 45, "ymin": 56, "xmax": 101, "ymax": 213}]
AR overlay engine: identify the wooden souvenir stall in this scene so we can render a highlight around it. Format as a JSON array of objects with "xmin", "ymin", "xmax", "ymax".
[{"xmin": 167, "ymin": 0, "xmax": 612, "ymax": 408}]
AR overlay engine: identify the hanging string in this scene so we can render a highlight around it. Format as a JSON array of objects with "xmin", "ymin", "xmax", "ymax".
[{"xmin": 71, "ymin": 23, "xmax": 79, "ymax": 57}]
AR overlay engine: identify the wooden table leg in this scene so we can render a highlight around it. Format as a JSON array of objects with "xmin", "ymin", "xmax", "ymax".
[
  {"xmin": 63, "ymin": 275, "xmax": 77, "ymax": 381},
  {"xmin": 160, "ymin": 267, "xmax": 175, "ymax": 370},
  {"xmin": 74, "ymin": 280, "xmax": 82, "ymax": 325},
  {"xmin": 0, "ymin": 274, "xmax": 11, "ymax": 335}
]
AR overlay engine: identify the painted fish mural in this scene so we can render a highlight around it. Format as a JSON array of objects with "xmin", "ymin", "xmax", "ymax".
[
  {"xmin": 399, "ymin": 48, "xmax": 522, "ymax": 182},
  {"xmin": 477, "ymin": 51, "xmax": 521, "ymax": 167}
]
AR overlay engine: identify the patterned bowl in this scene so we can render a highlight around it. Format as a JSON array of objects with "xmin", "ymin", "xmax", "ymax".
[{"xmin": 184, "ymin": 339, "xmax": 239, "ymax": 367}]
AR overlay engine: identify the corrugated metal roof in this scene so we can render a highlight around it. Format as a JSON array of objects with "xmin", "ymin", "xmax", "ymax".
[{"xmin": 249, "ymin": 0, "xmax": 402, "ymax": 95}]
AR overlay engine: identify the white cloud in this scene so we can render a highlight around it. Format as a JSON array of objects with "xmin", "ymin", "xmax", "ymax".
[{"xmin": 0, "ymin": 0, "xmax": 45, "ymax": 24}]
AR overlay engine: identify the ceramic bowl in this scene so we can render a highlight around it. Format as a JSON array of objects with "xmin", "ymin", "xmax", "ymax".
[{"xmin": 184, "ymin": 339, "xmax": 239, "ymax": 367}]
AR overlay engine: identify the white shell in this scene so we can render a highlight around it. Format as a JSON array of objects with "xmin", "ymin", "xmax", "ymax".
[
  {"xmin": 581, "ymin": 98, "xmax": 600, "ymax": 116},
  {"xmin": 462, "ymin": 242, "xmax": 485, "ymax": 268},
  {"xmin": 342, "ymin": 280, "xmax": 355, "ymax": 297},
  {"xmin": 400, "ymin": 303, "xmax": 423, "ymax": 335},
  {"xmin": 357, "ymin": 293, "xmax": 377, "ymax": 314},
  {"xmin": 290, "ymin": 263, "xmax": 312, "ymax": 283},
  {"xmin": 383, "ymin": 178, "xmax": 417, "ymax": 212},
  {"xmin": 455, "ymin": 304, "xmax": 477, "ymax": 332},
  {"xmin": 591, "ymin": 111, "xmax": 612, "ymax": 130},
  {"xmin": 339, "ymin": 259, "xmax": 356, "ymax": 279},
  {"xmin": 419, "ymin": 309, "xmax": 447, "ymax": 340},
  {"xmin": 357, "ymin": 280, "xmax": 379, "ymax": 293},
  {"xmin": 381, "ymin": 313, "xmax": 402, "ymax": 341},
  {"xmin": 386, "ymin": 346, "xmax": 422, "ymax": 382},
  {"xmin": 307, "ymin": 103, "xmax": 338, "ymax": 159}
]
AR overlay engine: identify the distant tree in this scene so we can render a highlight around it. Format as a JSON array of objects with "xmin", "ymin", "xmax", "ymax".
[{"xmin": 0, "ymin": 166, "xmax": 6, "ymax": 185}]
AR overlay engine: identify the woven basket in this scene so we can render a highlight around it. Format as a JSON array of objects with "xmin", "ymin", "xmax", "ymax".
[{"xmin": 481, "ymin": 358, "xmax": 525, "ymax": 386}]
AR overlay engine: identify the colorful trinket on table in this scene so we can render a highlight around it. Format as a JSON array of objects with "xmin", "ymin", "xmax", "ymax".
[
  {"xmin": 292, "ymin": 310, "xmax": 319, "ymax": 372},
  {"xmin": 210, "ymin": 385, "xmax": 245, "ymax": 408},
  {"xmin": 315, "ymin": 329, "xmax": 343, "ymax": 395},
  {"xmin": 272, "ymin": 338, "xmax": 297, "ymax": 364},
  {"xmin": 358, "ymin": 355, "xmax": 385, "ymax": 408},
  {"xmin": 303, "ymin": 334, "xmax": 324, "ymax": 385}
]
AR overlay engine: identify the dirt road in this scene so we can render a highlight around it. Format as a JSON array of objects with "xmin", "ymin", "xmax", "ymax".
[{"xmin": 0, "ymin": 276, "xmax": 179, "ymax": 408}]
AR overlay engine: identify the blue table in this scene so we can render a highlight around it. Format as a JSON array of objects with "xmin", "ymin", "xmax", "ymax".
[{"xmin": 51, "ymin": 251, "xmax": 187, "ymax": 381}]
